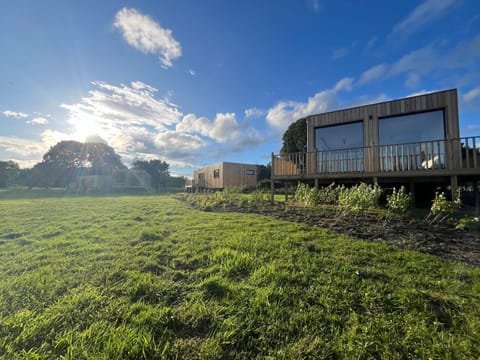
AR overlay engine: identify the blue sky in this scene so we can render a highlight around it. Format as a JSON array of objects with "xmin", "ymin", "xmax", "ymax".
[{"xmin": 1, "ymin": 0, "xmax": 479, "ymax": 176}]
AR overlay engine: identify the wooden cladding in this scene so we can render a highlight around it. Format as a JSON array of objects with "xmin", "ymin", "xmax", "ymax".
[
  {"xmin": 193, "ymin": 162, "xmax": 259, "ymax": 189},
  {"xmin": 306, "ymin": 89, "xmax": 460, "ymax": 153}
]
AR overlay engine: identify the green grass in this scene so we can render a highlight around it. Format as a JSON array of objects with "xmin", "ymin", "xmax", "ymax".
[{"xmin": 0, "ymin": 193, "xmax": 479, "ymax": 359}]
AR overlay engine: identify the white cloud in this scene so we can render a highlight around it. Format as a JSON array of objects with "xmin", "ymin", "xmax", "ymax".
[
  {"xmin": 466, "ymin": 125, "xmax": 480, "ymax": 133},
  {"xmin": 27, "ymin": 117, "xmax": 49, "ymax": 125},
  {"xmin": 59, "ymin": 80, "xmax": 265, "ymax": 168},
  {"xmin": 307, "ymin": 0, "xmax": 322, "ymax": 13},
  {"xmin": 332, "ymin": 48, "xmax": 349, "ymax": 60},
  {"xmin": 405, "ymin": 72, "xmax": 421, "ymax": 89},
  {"xmin": 334, "ymin": 77, "xmax": 354, "ymax": 92},
  {"xmin": 155, "ymin": 131, "xmax": 206, "ymax": 151},
  {"xmin": 2, "ymin": 110, "xmax": 28, "ymax": 118},
  {"xmin": 61, "ymin": 80, "xmax": 181, "ymax": 137},
  {"xmin": 0, "ymin": 136, "xmax": 46, "ymax": 157},
  {"xmin": 406, "ymin": 89, "xmax": 439, "ymax": 97},
  {"xmin": 367, "ymin": 36, "xmax": 377, "ymax": 48},
  {"xmin": 356, "ymin": 34, "xmax": 480, "ymax": 88},
  {"xmin": 266, "ymin": 77, "xmax": 354, "ymax": 132},
  {"xmin": 0, "ymin": 129, "xmax": 69, "ymax": 159},
  {"xmin": 390, "ymin": 0, "xmax": 456, "ymax": 38},
  {"xmin": 244, "ymin": 107, "xmax": 265, "ymax": 119},
  {"xmin": 114, "ymin": 7, "xmax": 182, "ymax": 68},
  {"xmin": 357, "ymin": 64, "xmax": 387, "ymax": 85},
  {"xmin": 176, "ymin": 112, "xmax": 263, "ymax": 149},
  {"xmin": 463, "ymin": 88, "xmax": 480, "ymax": 102}
]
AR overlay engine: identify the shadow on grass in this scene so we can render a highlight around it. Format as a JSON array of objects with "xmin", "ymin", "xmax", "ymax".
[{"xmin": 0, "ymin": 188, "xmax": 180, "ymax": 200}]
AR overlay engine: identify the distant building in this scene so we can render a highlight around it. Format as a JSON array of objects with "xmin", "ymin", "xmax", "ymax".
[
  {"xmin": 193, "ymin": 162, "xmax": 260, "ymax": 191},
  {"xmin": 76, "ymin": 169, "xmax": 151, "ymax": 193}
]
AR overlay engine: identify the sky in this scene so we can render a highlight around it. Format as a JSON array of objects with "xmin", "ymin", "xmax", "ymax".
[{"xmin": 1, "ymin": 0, "xmax": 480, "ymax": 177}]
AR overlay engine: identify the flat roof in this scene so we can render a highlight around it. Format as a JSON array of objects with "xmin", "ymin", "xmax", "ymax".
[{"xmin": 303, "ymin": 88, "xmax": 457, "ymax": 120}]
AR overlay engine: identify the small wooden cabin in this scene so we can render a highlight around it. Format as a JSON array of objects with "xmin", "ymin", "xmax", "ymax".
[
  {"xmin": 193, "ymin": 162, "xmax": 260, "ymax": 191},
  {"xmin": 272, "ymin": 89, "xmax": 480, "ymax": 200}
]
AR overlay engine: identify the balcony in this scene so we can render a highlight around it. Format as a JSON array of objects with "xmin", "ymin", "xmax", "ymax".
[{"xmin": 272, "ymin": 136, "xmax": 480, "ymax": 180}]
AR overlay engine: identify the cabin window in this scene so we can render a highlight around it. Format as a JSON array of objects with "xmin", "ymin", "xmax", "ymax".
[
  {"xmin": 379, "ymin": 110, "xmax": 446, "ymax": 170},
  {"xmin": 213, "ymin": 169, "xmax": 220, "ymax": 178},
  {"xmin": 379, "ymin": 110, "xmax": 445, "ymax": 145},
  {"xmin": 198, "ymin": 173, "xmax": 205, "ymax": 186},
  {"xmin": 315, "ymin": 121, "xmax": 364, "ymax": 173},
  {"xmin": 246, "ymin": 169, "xmax": 255, "ymax": 175}
]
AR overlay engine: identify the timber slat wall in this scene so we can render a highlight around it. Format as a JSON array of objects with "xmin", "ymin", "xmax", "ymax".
[
  {"xmin": 306, "ymin": 89, "xmax": 460, "ymax": 173},
  {"xmin": 194, "ymin": 162, "xmax": 259, "ymax": 189}
]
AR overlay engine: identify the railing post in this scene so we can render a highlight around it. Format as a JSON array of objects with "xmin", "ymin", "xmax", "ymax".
[{"xmin": 473, "ymin": 138, "xmax": 478, "ymax": 169}]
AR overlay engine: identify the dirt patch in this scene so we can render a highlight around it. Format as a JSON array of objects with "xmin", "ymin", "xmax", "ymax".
[{"xmin": 182, "ymin": 199, "xmax": 480, "ymax": 267}]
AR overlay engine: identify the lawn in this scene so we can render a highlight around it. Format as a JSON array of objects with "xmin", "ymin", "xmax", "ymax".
[{"xmin": 0, "ymin": 192, "xmax": 479, "ymax": 359}]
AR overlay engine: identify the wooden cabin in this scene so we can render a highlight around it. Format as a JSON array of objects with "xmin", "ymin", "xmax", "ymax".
[
  {"xmin": 193, "ymin": 162, "xmax": 260, "ymax": 191},
  {"xmin": 272, "ymin": 89, "xmax": 480, "ymax": 200}
]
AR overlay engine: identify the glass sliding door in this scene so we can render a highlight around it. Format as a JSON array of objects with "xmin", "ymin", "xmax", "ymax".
[
  {"xmin": 379, "ymin": 110, "xmax": 445, "ymax": 171},
  {"xmin": 315, "ymin": 121, "xmax": 364, "ymax": 173}
]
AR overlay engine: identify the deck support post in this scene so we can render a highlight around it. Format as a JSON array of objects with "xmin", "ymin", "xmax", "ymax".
[
  {"xmin": 409, "ymin": 182, "xmax": 416, "ymax": 207},
  {"xmin": 373, "ymin": 177, "xmax": 378, "ymax": 185},
  {"xmin": 450, "ymin": 175, "xmax": 458, "ymax": 200},
  {"xmin": 285, "ymin": 182, "xmax": 289, "ymax": 202},
  {"xmin": 474, "ymin": 180, "xmax": 479, "ymax": 216},
  {"xmin": 270, "ymin": 179, "xmax": 275, "ymax": 205},
  {"xmin": 314, "ymin": 178, "xmax": 319, "ymax": 189}
]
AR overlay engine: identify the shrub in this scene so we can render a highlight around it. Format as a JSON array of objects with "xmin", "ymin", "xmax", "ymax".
[
  {"xmin": 338, "ymin": 183, "xmax": 382, "ymax": 216},
  {"xmin": 317, "ymin": 182, "xmax": 344, "ymax": 205},
  {"xmin": 455, "ymin": 216, "xmax": 480, "ymax": 231},
  {"xmin": 425, "ymin": 191, "xmax": 461, "ymax": 226},
  {"xmin": 294, "ymin": 183, "xmax": 320, "ymax": 206},
  {"xmin": 386, "ymin": 186, "xmax": 412, "ymax": 218},
  {"xmin": 248, "ymin": 189, "xmax": 267, "ymax": 208}
]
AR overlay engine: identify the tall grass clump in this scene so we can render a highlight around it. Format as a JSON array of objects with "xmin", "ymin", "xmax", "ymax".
[
  {"xmin": 316, "ymin": 182, "xmax": 344, "ymax": 205},
  {"xmin": 425, "ymin": 191, "xmax": 461, "ymax": 226},
  {"xmin": 386, "ymin": 186, "xmax": 412, "ymax": 219},
  {"xmin": 294, "ymin": 182, "xmax": 344, "ymax": 207},
  {"xmin": 338, "ymin": 183, "xmax": 382, "ymax": 216}
]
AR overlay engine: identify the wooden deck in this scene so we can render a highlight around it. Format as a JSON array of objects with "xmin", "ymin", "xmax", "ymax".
[{"xmin": 272, "ymin": 136, "xmax": 480, "ymax": 181}]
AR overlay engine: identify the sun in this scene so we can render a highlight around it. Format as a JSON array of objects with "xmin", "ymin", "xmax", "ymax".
[{"xmin": 70, "ymin": 116, "xmax": 106, "ymax": 143}]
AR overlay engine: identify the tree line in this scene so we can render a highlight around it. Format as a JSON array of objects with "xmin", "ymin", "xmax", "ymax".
[{"xmin": 0, "ymin": 140, "xmax": 186, "ymax": 192}]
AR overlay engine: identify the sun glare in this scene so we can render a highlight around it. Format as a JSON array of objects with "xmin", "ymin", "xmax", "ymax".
[{"xmin": 71, "ymin": 117, "xmax": 106, "ymax": 142}]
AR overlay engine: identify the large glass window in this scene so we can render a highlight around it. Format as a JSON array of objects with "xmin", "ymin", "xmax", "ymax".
[
  {"xmin": 379, "ymin": 110, "xmax": 445, "ymax": 171},
  {"xmin": 379, "ymin": 110, "xmax": 444, "ymax": 145},
  {"xmin": 315, "ymin": 121, "xmax": 364, "ymax": 173}
]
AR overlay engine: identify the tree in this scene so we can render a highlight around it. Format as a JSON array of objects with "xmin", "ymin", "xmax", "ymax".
[
  {"xmin": 0, "ymin": 160, "xmax": 20, "ymax": 187},
  {"xmin": 258, "ymin": 163, "xmax": 271, "ymax": 181},
  {"xmin": 167, "ymin": 176, "xmax": 187, "ymax": 189},
  {"xmin": 280, "ymin": 117, "xmax": 307, "ymax": 154},
  {"xmin": 31, "ymin": 140, "xmax": 126, "ymax": 188},
  {"xmin": 132, "ymin": 159, "xmax": 170, "ymax": 192}
]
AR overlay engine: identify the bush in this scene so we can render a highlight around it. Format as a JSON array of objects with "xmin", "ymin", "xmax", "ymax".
[
  {"xmin": 425, "ymin": 191, "xmax": 461, "ymax": 226},
  {"xmin": 317, "ymin": 182, "xmax": 344, "ymax": 205},
  {"xmin": 294, "ymin": 183, "xmax": 320, "ymax": 206},
  {"xmin": 338, "ymin": 183, "xmax": 382, "ymax": 216},
  {"xmin": 386, "ymin": 186, "xmax": 412, "ymax": 218}
]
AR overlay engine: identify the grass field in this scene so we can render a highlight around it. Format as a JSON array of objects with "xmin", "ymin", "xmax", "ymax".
[{"xmin": 0, "ymin": 192, "xmax": 479, "ymax": 359}]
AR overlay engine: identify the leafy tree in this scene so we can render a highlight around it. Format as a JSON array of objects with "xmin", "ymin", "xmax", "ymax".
[
  {"xmin": 31, "ymin": 140, "xmax": 126, "ymax": 187},
  {"xmin": 280, "ymin": 117, "xmax": 307, "ymax": 154},
  {"xmin": 0, "ymin": 160, "xmax": 20, "ymax": 187},
  {"xmin": 167, "ymin": 176, "xmax": 187, "ymax": 188},
  {"xmin": 83, "ymin": 142, "xmax": 126, "ymax": 175},
  {"xmin": 132, "ymin": 159, "xmax": 170, "ymax": 192},
  {"xmin": 258, "ymin": 163, "xmax": 271, "ymax": 181}
]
